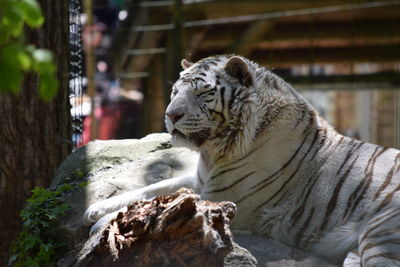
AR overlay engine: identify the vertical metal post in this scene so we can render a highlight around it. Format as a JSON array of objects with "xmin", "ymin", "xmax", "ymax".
[{"xmin": 83, "ymin": 0, "xmax": 97, "ymax": 140}]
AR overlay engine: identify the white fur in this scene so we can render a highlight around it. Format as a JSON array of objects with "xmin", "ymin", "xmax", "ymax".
[{"xmin": 84, "ymin": 55, "xmax": 400, "ymax": 266}]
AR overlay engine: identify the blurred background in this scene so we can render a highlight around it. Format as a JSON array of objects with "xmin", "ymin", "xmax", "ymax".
[{"xmin": 73, "ymin": 0, "xmax": 400, "ymax": 149}]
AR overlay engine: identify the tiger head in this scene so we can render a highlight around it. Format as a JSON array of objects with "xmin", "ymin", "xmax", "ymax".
[{"xmin": 165, "ymin": 55, "xmax": 260, "ymax": 158}]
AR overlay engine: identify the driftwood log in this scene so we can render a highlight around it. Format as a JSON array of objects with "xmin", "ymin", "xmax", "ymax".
[{"xmin": 78, "ymin": 188, "xmax": 236, "ymax": 266}]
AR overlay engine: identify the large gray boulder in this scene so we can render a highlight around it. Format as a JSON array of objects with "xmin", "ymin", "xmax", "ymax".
[{"xmin": 54, "ymin": 133, "xmax": 338, "ymax": 266}]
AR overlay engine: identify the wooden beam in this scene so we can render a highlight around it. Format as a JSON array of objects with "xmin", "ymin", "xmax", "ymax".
[
  {"xmin": 142, "ymin": 55, "xmax": 166, "ymax": 134},
  {"xmin": 111, "ymin": 0, "xmax": 146, "ymax": 75},
  {"xmin": 284, "ymin": 72, "xmax": 400, "ymax": 87},
  {"xmin": 194, "ymin": 44, "xmax": 400, "ymax": 66},
  {"xmin": 200, "ymin": 20, "xmax": 400, "ymax": 50},
  {"xmin": 295, "ymin": 82, "xmax": 398, "ymax": 91},
  {"xmin": 146, "ymin": 0, "xmax": 400, "ymax": 27},
  {"xmin": 148, "ymin": 0, "xmax": 396, "ymax": 21},
  {"xmin": 166, "ymin": 0, "xmax": 184, "ymax": 104},
  {"xmin": 227, "ymin": 20, "xmax": 276, "ymax": 57},
  {"xmin": 184, "ymin": 28, "xmax": 209, "ymax": 60},
  {"xmin": 255, "ymin": 45, "xmax": 400, "ymax": 65}
]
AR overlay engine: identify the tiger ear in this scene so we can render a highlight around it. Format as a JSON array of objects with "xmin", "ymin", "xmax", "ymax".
[
  {"xmin": 181, "ymin": 59, "xmax": 193, "ymax": 69},
  {"xmin": 224, "ymin": 56, "xmax": 254, "ymax": 87}
]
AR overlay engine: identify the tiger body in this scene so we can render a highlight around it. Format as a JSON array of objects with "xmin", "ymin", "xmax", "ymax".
[{"xmin": 84, "ymin": 55, "xmax": 400, "ymax": 266}]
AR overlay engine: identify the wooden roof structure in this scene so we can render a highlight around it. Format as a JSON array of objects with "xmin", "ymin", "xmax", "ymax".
[{"xmin": 110, "ymin": 0, "xmax": 400, "ymax": 134}]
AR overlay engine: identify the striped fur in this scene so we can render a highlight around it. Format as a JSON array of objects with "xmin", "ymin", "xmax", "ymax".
[{"xmin": 84, "ymin": 55, "xmax": 400, "ymax": 266}]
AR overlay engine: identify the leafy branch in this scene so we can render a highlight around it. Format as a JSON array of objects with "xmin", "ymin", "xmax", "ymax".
[
  {"xmin": 9, "ymin": 182, "xmax": 87, "ymax": 266},
  {"xmin": 0, "ymin": 0, "xmax": 58, "ymax": 101}
]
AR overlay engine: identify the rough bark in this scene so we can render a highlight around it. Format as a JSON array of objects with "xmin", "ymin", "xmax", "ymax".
[
  {"xmin": 0, "ymin": 0, "xmax": 70, "ymax": 263},
  {"xmin": 77, "ymin": 188, "xmax": 236, "ymax": 267}
]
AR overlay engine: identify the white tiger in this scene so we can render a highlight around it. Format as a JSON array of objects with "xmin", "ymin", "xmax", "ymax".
[{"xmin": 84, "ymin": 55, "xmax": 400, "ymax": 266}]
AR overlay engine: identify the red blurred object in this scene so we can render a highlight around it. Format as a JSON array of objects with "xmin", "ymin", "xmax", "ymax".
[{"xmin": 82, "ymin": 105, "xmax": 121, "ymax": 145}]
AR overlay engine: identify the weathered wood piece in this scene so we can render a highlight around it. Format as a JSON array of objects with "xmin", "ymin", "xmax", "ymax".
[{"xmin": 78, "ymin": 188, "xmax": 236, "ymax": 266}]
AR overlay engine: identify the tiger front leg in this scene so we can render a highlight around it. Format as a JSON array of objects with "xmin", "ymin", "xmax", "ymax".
[
  {"xmin": 343, "ymin": 250, "xmax": 361, "ymax": 267},
  {"xmin": 83, "ymin": 174, "xmax": 199, "ymax": 226},
  {"xmin": 357, "ymin": 207, "xmax": 400, "ymax": 267}
]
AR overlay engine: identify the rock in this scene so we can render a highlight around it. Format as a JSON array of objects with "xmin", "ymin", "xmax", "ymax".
[
  {"xmin": 233, "ymin": 233, "xmax": 339, "ymax": 267},
  {"xmin": 53, "ymin": 133, "xmax": 339, "ymax": 266},
  {"xmin": 54, "ymin": 133, "xmax": 198, "ymax": 255},
  {"xmin": 224, "ymin": 243, "xmax": 258, "ymax": 267}
]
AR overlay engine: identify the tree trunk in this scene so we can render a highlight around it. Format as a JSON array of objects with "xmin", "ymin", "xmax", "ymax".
[
  {"xmin": 78, "ymin": 188, "xmax": 236, "ymax": 267},
  {"xmin": 0, "ymin": 0, "xmax": 70, "ymax": 263}
]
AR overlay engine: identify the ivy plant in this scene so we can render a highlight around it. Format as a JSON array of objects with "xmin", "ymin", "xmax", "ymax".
[
  {"xmin": 0, "ymin": 0, "xmax": 58, "ymax": 101},
  {"xmin": 9, "ymin": 182, "xmax": 87, "ymax": 266}
]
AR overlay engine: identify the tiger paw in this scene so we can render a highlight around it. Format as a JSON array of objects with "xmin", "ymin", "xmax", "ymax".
[
  {"xmin": 89, "ymin": 211, "xmax": 120, "ymax": 236},
  {"xmin": 83, "ymin": 202, "xmax": 108, "ymax": 225}
]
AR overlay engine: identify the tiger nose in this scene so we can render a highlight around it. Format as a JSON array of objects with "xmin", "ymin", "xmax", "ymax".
[{"xmin": 166, "ymin": 112, "xmax": 184, "ymax": 124}]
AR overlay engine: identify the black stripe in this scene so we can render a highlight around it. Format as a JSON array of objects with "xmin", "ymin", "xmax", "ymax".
[
  {"xmin": 181, "ymin": 122, "xmax": 201, "ymax": 126},
  {"xmin": 336, "ymin": 139, "xmax": 358, "ymax": 175},
  {"xmin": 198, "ymin": 103, "xmax": 209, "ymax": 118},
  {"xmin": 374, "ymin": 153, "xmax": 400, "ymax": 200},
  {"xmin": 215, "ymin": 138, "xmax": 270, "ymax": 166},
  {"xmin": 367, "ymin": 228, "xmax": 399, "ymax": 239},
  {"xmin": 377, "ymin": 181, "xmax": 400, "ymax": 210},
  {"xmin": 208, "ymin": 108, "xmax": 226, "ymax": 124},
  {"xmin": 301, "ymin": 110, "xmax": 317, "ymax": 135},
  {"xmin": 197, "ymin": 88, "xmax": 216, "ymax": 97},
  {"xmin": 292, "ymin": 158, "xmax": 328, "ymax": 226},
  {"xmin": 272, "ymin": 190, "xmax": 290, "ymax": 208},
  {"xmin": 252, "ymin": 130, "xmax": 321, "ymax": 210},
  {"xmin": 250, "ymin": 128, "xmax": 317, "ymax": 191},
  {"xmin": 295, "ymin": 207, "xmax": 315, "ymax": 246},
  {"xmin": 210, "ymin": 162, "xmax": 249, "ymax": 180},
  {"xmin": 344, "ymin": 147, "xmax": 388, "ymax": 220},
  {"xmin": 205, "ymin": 171, "xmax": 255, "ymax": 194},
  {"xmin": 360, "ymin": 209, "xmax": 400, "ymax": 242},
  {"xmin": 220, "ymin": 86, "xmax": 225, "ymax": 112},
  {"xmin": 228, "ymin": 87, "xmax": 236, "ymax": 110},
  {"xmin": 310, "ymin": 127, "xmax": 328, "ymax": 160},
  {"xmin": 361, "ymin": 238, "xmax": 400, "ymax": 259},
  {"xmin": 320, "ymin": 155, "xmax": 359, "ymax": 231},
  {"xmin": 236, "ymin": 129, "xmax": 318, "ymax": 206},
  {"xmin": 292, "ymin": 105, "xmax": 307, "ymax": 130},
  {"xmin": 365, "ymin": 252, "xmax": 400, "ymax": 264}
]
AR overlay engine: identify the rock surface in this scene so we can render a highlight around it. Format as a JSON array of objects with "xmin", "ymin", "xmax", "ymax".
[{"xmin": 54, "ymin": 133, "xmax": 339, "ymax": 266}]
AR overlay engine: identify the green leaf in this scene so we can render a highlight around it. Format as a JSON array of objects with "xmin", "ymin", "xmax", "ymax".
[
  {"xmin": 2, "ymin": 43, "xmax": 32, "ymax": 70},
  {"xmin": 58, "ymin": 183, "xmax": 73, "ymax": 192},
  {"xmin": 38, "ymin": 72, "xmax": 58, "ymax": 101},
  {"xmin": 23, "ymin": 234, "xmax": 38, "ymax": 250},
  {"xmin": 46, "ymin": 213, "xmax": 57, "ymax": 220},
  {"xmin": 17, "ymin": 49, "xmax": 32, "ymax": 70},
  {"xmin": 51, "ymin": 203, "xmax": 70, "ymax": 216},
  {"xmin": 19, "ymin": 0, "xmax": 44, "ymax": 28},
  {"xmin": 2, "ymin": 4, "xmax": 24, "ymax": 37},
  {"xmin": 11, "ymin": 183, "xmax": 76, "ymax": 265},
  {"xmin": 26, "ymin": 256, "xmax": 40, "ymax": 267},
  {"xmin": 0, "ymin": 56, "xmax": 23, "ymax": 94},
  {"xmin": 78, "ymin": 181, "xmax": 89, "ymax": 188}
]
